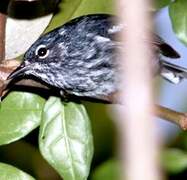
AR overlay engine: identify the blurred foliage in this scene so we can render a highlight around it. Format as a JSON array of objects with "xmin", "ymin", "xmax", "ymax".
[
  {"xmin": 156, "ymin": 0, "xmax": 187, "ymax": 47},
  {"xmin": 169, "ymin": 0, "xmax": 187, "ymax": 46},
  {"xmin": 85, "ymin": 103, "xmax": 117, "ymax": 166},
  {"xmin": 0, "ymin": 0, "xmax": 187, "ymax": 179},
  {"xmin": 45, "ymin": 0, "xmax": 114, "ymax": 32},
  {"xmin": 155, "ymin": 0, "xmax": 171, "ymax": 9},
  {"xmin": 162, "ymin": 149, "xmax": 187, "ymax": 174},
  {"xmin": 0, "ymin": 140, "xmax": 61, "ymax": 179},
  {"xmin": 91, "ymin": 159, "xmax": 120, "ymax": 180}
]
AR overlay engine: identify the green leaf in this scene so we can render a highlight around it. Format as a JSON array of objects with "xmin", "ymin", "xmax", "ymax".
[
  {"xmin": 169, "ymin": 0, "xmax": 187, "ymax": 46},
  {"xmin": 45, "ymin": 0, "xmax": 114, "ymax": 32},
  {"xmin": 39, "ymin": 97, "xmax": 94, "ymax": 180},
  {"xmin": 91, "ymin": 159, "xmax": 120, "ymax": 180},
  {"xmin": 0, "ymin": 163, "xmax": 35, "ymax": 180},
  {"xmin": 0, "ymin": 92, "xmax": 45, "ymax": 145},
  {"xmin": 162, "ymin": 148, "xmax": 187, "ymax": 174},
  {"xmin": 155, "ymin": 0, "xmax": 171, "ymax": 9}
]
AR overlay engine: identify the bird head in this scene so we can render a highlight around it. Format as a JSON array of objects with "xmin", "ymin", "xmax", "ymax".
[{"xmin": 8, "ymin": 27, "xmax": 67, "ymax": 86}]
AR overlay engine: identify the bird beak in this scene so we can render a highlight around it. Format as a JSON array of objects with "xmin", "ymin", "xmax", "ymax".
[{"xmin": 7, "ymin": 62, "xmax": 29, "ymax": 80}]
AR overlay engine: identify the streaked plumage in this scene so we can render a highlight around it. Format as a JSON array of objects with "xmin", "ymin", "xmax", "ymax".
[{"xmin": 8, "ymin": 14, "xmax": 187, "ymax": 103}]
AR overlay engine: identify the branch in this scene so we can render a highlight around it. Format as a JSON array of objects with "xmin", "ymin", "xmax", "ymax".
[
  {"xmin": 155, "ymin": 105, "xmax": 187, "ymax": 130},
  {"xmin": 0, "ymin": 13, "xmax": 6, "ymax": 62}
]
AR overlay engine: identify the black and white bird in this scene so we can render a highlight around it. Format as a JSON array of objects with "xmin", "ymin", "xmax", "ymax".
[{"xmin": 8, "ymin": 14, "xmax": 187, "ymax": 103}]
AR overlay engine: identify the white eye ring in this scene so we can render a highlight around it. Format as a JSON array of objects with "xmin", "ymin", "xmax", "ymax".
[{"xmin": 35, "ymin": 44, "xmax": 49, "ymax": 59}]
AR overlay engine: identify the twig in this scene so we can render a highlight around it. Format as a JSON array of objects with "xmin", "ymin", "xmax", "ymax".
[
  {"xmin": 0, "ymin": 13, "xmax": 6, "ymax": 62},
  {"xmin": 155, "ymin": 105, "xmax": 187, "ymax": 130}
]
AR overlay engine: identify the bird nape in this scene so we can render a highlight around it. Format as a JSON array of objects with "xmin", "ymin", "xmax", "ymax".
[{"xmin": 7, "ymin": 14, "xmax": 187, "ymax": 103}]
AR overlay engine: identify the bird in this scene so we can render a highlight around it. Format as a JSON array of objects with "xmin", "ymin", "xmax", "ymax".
[{"xmin": 7, "ymin": 14, "xmax": 187, "ymax": 103}]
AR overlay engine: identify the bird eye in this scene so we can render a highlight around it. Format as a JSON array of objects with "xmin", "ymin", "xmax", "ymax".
[{"xmin": 35, "ymin": 45, "xmax": 49, "ymax": 59}]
